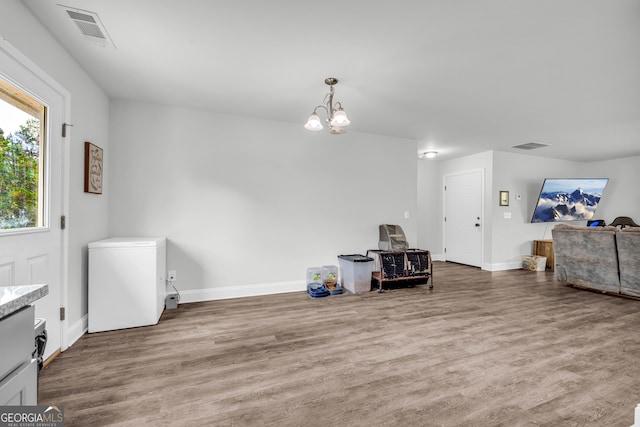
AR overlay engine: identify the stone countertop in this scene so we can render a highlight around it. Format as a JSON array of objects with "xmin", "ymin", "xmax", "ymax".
[{"xmin": 0, "ymin": 284, "xmax": 49, "ymax": 319}]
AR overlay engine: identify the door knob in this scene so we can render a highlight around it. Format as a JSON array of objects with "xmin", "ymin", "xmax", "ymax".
[{"xmin": 475, "ymin": 223, "xmax": 481, "ymax": 227}]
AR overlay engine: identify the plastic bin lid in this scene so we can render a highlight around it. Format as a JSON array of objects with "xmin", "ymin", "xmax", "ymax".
[{"xmin": 338, "ymin": 254, "xmax": 374, "ymax": 262}]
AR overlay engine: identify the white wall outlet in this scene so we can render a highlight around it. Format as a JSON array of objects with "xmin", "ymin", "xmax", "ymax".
[
  {"xmin": 168, "ymin": 270, "xmax": 177, "ymax": 281},
  {"xmin": 504, "ymin": 212, "xmax": 512, "ymax": 219},
  {"xmin": 404, "ymin": 210, "xmax": 410, "ymax": 219}
]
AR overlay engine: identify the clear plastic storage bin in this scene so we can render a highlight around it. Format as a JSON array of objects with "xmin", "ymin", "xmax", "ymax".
[{"xmin": 338, "ymin": 255, "xmax": 374, "ymax": 294}]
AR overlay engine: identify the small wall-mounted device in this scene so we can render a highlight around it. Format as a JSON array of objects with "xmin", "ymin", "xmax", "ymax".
[{"xmin": 165, "ymin": 293, "xmax": 178, "ymax": 310}]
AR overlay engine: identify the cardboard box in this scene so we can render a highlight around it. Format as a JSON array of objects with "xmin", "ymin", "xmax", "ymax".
[{"xmin": 522, "ymin": 255, "xmax": 547, "ymax": 272}]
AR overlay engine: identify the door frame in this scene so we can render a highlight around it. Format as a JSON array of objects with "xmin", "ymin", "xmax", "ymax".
[
  {"xmin": 442, "ymin": 168, "xmax": 485, "ymax": 268},
  {"xmin": 0, "ymin": 37, "xmax": 71, "ymax": 352}
]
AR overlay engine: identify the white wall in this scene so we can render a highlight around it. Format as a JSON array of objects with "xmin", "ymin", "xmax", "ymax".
[
  {"xmin": 109, "ymin": 99, "xmax": 417, "ymax": 298},
  {"xmin": 419, "ymin": 150, "xmax": 640, "ymax": 271},
  {"xmin": 0, "ymin": 0, "xmax": 110, "ymax": 337},
  {"xmin": 586, "ymin": 155, "xmax": 640, "ymax": 222},
  {"xmin": 491, "ymin": 151, "xmax": 580, "ymax": 268},
  {"xmin": 416, "ymin": 158, "xmax": 440, "ymax": 255},
  {"xmin": 491, "ymin": 152, "xmax": 640, "ymax": 268}
]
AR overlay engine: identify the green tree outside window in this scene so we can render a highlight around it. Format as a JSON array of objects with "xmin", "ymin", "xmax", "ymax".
[{"xmin": 0, "ymin": 118, "xmax": 41, "ymax": 229}]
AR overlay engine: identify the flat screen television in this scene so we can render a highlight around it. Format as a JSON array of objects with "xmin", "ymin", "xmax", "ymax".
[{"xmin": 531, "ymin": 178, "xmax": 608, "ymax": 223}]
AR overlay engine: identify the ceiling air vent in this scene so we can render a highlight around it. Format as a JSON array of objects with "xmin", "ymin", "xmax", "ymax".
[
  {"xmin": 511, "ymin": 142, "xmax": 550, "ymax": 150},
  {"xmin": 60, "ymin": 5, "xmax": 115, "ymax": 48}
]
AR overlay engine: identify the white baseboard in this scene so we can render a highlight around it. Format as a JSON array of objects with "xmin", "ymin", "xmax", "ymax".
[
  {"xmin": 65, "ymin": 314, "xmax": 87, "ymax": 349},
  {"xmin": 178, "ymin": 280, "xmax": 307, "ymax": 304},
  {"xmin": 434, "ymin": 255, "xmax": 520, "ymax": 271},
  {"xmin": 484, "ymin": 261, "xmax": 523, "ymax": 271},
  {"xmin": 431, "ymin": 254, "xmax": 445, "ymax": 262}
]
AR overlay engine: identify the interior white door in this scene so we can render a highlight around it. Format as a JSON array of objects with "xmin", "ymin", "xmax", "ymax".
[
  {"xmin": 444, "ymin": 170, "xmax": 483, "ymax": 267},
  {"xmin": 0, "ymin": 41, "xmax": 67, "ymax": 361}
]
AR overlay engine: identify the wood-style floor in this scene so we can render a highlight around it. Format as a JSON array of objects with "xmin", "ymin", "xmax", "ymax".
[{"xmin": 39, "ymin": 262, "xmax": 640, "ymax": 426}]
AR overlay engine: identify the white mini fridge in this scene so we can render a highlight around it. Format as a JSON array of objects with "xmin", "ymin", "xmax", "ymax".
[{"xmin": 88, "ymin": 237, "xmax": 167, "ymax": 333}]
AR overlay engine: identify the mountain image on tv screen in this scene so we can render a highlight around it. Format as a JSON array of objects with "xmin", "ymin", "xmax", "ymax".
[{"xmin": 531, "ymin": 178, "xmax": 609, "ymax": 223}]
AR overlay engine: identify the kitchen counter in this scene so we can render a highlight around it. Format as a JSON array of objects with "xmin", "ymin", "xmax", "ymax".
[
  {"xmin": 0, "ymin": 284, "xmax": 48, "ymax": 319},
  {"xmin": 0, "ymin": 284, "xmax": 48, "ymax": 405}
]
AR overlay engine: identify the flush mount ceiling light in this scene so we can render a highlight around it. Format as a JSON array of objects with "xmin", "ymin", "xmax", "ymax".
[
  {"xmin": 304, "ymin": 77, "xmax": 351, "ymax": 134},
  {"xmin": 419, "ymin": 151, "xmax": 438, "ymax": 159}
]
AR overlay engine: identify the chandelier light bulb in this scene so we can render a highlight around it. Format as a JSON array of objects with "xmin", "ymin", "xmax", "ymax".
[
  {"xmin": 330, "ymin": 108, "xmax": 351, "ymax": 127},
  {"xmin": 304, "ymin": 112, "xmax": 323, "ymax": 131}
]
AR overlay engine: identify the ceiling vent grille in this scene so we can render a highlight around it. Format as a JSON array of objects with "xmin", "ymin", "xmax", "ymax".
[
  {"xmin": 511, "ymin": 142, "xmax": 550, "ymax": 150},
  {"xmin": 60, "ymin": 5, "xmax": 115, "ymax": 48}
]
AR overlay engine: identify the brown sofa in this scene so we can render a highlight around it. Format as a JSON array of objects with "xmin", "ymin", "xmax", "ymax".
[{"xmin": 551, "ymin": 224, "xmax": 640, "ymax": 297}]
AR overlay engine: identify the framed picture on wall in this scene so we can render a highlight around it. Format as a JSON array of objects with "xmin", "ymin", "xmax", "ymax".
[{"xmin": 84, "ymin": 142, "xmax": 103, "ymax": 194}]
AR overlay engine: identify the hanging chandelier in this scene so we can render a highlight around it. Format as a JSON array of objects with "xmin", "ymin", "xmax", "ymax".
[{"xmin": 304, "ymin": 77, "xmax": 351, "ymax": 134}]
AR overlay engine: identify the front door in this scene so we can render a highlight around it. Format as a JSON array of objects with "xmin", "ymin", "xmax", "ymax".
[
  {"xmin": 443, "ymin": 170, "xmax": 483, "ymax": 267},
  {"xmin": 0, "ymin": 40, "xmax": 68, "ymax": 361}
]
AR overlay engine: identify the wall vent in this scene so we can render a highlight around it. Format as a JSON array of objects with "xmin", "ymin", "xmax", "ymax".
[
  {"xmin": 60, "ymin": 5, "xmax": 115, "ymax": 48},
  {"xmin": 511, "ymin": 142, "xmax": 550, "ymax": 150}
]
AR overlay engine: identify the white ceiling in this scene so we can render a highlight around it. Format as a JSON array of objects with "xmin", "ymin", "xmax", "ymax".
[{"xmin": 21, "ymin": 0, "xmax": 640, "ymax": 162}]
